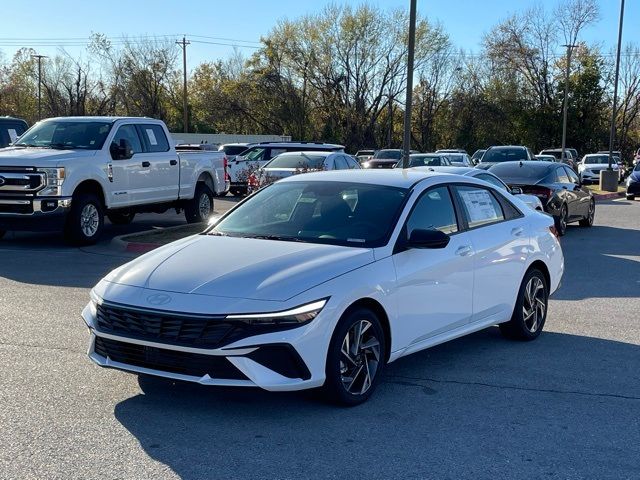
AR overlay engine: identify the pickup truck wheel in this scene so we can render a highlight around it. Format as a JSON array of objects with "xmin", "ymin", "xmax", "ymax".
[
  {"xmin": 107, "ymin": 212, "xmax": 135, "ymax": 225},
  {"xmin": 64, "ymin": 193, "xmax": 104, "ymax": 245},
  {"xmin": 185, "ymin": 183, "xmax": 213, "ymax": 223}
]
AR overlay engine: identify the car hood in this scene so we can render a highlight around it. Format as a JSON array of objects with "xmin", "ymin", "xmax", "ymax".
[
  {"xmin": 104, "ymin": 234, "xmax": 375, "ymax": 301},
  {"xmin": 0, "ymin": 147, "xmax": 96, "ymax": 166}
]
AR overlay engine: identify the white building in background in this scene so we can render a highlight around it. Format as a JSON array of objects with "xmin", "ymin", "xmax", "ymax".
[{"xmin": 169, "ymin": 132, "xmax": 292, "ymax": 147}]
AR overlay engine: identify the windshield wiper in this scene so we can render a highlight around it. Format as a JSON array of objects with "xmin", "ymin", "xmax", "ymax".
[
  {"xmin": 243, "ymin": 234, "xmax": 306, "ymax": 242},
  {"xmin": 207, "ymin": 231, "xmax": 228, "ymax": 236},
  {"xmin": 14, "ymin": 143, "xmax": 40, "ymax": 148},
  {"xmin": 49, "ymin": 143, "xmax": 76, "ymax": 149}
]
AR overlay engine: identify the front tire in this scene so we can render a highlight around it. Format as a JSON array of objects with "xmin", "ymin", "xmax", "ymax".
[
  {"xmin": 579, "ymin": 199, "xmax": 595, "ymax": 227},
  {"xmin": 185, "ymin": 183, "xmax": 213, "ymax": 224},
  {"xmin": 627, "ymin": 194, "xmax": 635, "ymax": 201},
  {"xmin": 323, "ymin": 308, "xmax": 386, "ymax": 406},
  {"xmin": 64, "ymin": 193, "xmax": 104, "ymax": 245},
  {"xmin": 500, "ymin": 269, "xmax": 549, "ymax": 341}
]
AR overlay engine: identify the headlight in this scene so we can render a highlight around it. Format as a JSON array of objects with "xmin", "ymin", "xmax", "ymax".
[
  {"xmin": 38, "ymin": 167, "xmax": 66, "ymax": 196},
  {"xmin": 226, "ymin": 299, "xmax": 327, "ymax": 325},
  {"xmin": 89, "ymin": 290, "xmax": 102, "ymax": 317}
]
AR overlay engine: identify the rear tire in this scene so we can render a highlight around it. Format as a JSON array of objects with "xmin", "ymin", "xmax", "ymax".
[
  {"xmin": 554, "ymin": 204, "xmax": 568, "ymax": 236},
  {"xmin": 63, "ymin": 193, "xmax": 104, "ymax": 246},
  {"xmin": 579, "ymin": 199, "xmax": 595, "ymax": 227},
  {"xmin": 500, "ymin": 268, "xmax": 549, "ymax": 341},
  {"xmin": 627, "ymin": 194, "xmax": 635, "ymax": 201},
  {"xmin": 107, "ymin": 212, "xmax": 135, "ymax": 225},
  {"xmin": 185, "ymin": 183, "xmax": 213, "ymax": 224},
  {"xmin": 323, "ymin": 308, "xmax": 386, "ymax": 406}
]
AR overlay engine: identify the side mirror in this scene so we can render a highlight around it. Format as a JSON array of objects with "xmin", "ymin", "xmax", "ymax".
[
  {"xmin": 510, "ymin": 186, "xmax": 523, "ymax": 195},
  {"xmin": 110, "ymin": 138, "xmax": 133, "ymax": 160},
  {"xmin": 406, "ymin": 229, "xmax": 450, "ymax": 249}
]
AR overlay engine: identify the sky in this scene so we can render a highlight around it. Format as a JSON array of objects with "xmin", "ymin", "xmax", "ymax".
[{"xmin": 0, "ymin": 0, "xmax": 637, "ymax": 71}]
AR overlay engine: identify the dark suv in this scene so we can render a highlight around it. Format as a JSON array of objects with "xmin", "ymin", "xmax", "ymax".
[
  {"xmin": 476, "ymin": 145, "xmax": 536, "ymax": 170},
  {"xmin": 0, "ymin": 117, "xmax": 28, "ymax": 148}
]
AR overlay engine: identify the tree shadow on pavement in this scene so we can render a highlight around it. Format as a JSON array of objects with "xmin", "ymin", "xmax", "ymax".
[{"xmin": 114, "ymin": 328, "xmax": 640, "ymax": 480}]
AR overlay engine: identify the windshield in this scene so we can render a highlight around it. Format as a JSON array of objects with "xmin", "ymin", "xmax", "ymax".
[
  {"xmin": 222, "ymin": 145, "xmax": 248, "ymax": 155},
  {"xmin": 15, "ymin": 120, "xmax": 112, "ymax": 150},
  {"xmin": 408, "ymin": 155, "xmax": 442, "ymax": 167},
  {"xmin": 266, "ymin": 154, "xmax": 326, "ymax": 169},
  {"xmin": 584, "ymin": 155, "xmax": 609, "ymax": 164},
  {"xmin": 211, "ymin": 181, "xmax": 408, "ymax": 247},
  {"xmin": 482, "ymin": 147, "xmax": 528, "ymax": 163},
  {"xmin": 373, "ymin": 149, "xmax": 402, "ymax": 160}
]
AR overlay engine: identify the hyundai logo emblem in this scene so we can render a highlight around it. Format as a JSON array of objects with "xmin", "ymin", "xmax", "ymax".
[
  {"xmin": 146, "ymin": 293, "xmax": 172, "ymax": 306},
  {"xmin": 0, "ymin": 176, "xmax": 5, "ymax": 186}
]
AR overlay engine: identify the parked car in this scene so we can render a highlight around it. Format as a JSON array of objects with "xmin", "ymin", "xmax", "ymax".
[
  {"xmin": 489, "ymin": 161, "xmax": 594, "ymax": 236},
  {"xmin": 218, "ymin": 143, "xmax": 251, "ymax": 162},
  {"xmin": 399, "ymin": 153, "xmax": 452, "ymax": 168},
  {"xmin": 595, "ymin": 150, "xmax": 627, "ymax": 180},
  {"xmin": 539, "ymin": 148, "xmax": 577, "ymax": 171},
  {"xmin": 578, "ymin": 154, "xmax": 622, "ymax": 184},
  {"xmin": 625, "ymin": 162, "xmax": 640, "ymax": 200},
  {"xmin": 84, "ymin": 169, "xmax": 563, "ymax": 405},
  {"xmin": 248, "ymin": 151, "xmax": 360, "ymax": 192},
  {"xmin": 0, "ymin": 117, "xmax": 228, "ymax": 244},
  {"xmin": 476, "ymin": 146, "xmax": 536, "ymax": 170},
  {"xmin": 362, "ymin": 148, "xmax": 418, "ymax": 169},
  {"xmin": 410, "ymin": 166, "xmax": 544, "ymax": 212},
  {"xmin": 536, "ymin": 154, "xmax": 558, "ymax": 162},
  {"xmin": 634, "ymin": 148, "xmax": 640, "ymax": 165},
  {"xmin": 228, "ymin": 142, "xmax": 344, "ymax": 196},
  {"xmin": 355, "ymin": 149, "xmax": 375, "ymax": 163},
  {"xmin": 436, "ymin": 148, "xmax": 468, "ymax": 155},
  {"xmin": 471, "ymin": 149, "xmax": 486, "ymax": 164},
  {"xmin": 0, "ymin": 116, "xmax": 28, "ymax": 148}
]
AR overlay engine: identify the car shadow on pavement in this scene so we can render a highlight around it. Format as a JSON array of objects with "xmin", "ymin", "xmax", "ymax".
[
  {"xmin": 553, "ymin": 224, "xmax": 640, "ymax": 301},
  {"xmin": 113, "ymin": 328, "xmax": 640, "ymax": 480}
]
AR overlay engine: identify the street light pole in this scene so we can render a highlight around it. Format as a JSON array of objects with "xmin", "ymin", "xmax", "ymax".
[
  {"xmin": 31, "ymin": 54, "xmax": 47, "ymax": 121},
  {"xmin": 176, "ymin": 36, "xmax": 190, "ymax": 134},
  {"xmin": 402, "ymin": 0, "xmax": 417, "ymax": 169},
  {"xmin": 560, "ymin": 44, "xmax": 577, "ymax": 164},
  {"xmin": 608, "ymin": 0, "xmax": 625, "ymax": 171}
]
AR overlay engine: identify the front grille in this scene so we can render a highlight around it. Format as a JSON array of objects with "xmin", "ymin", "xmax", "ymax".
[
  {"xmin": 96, "ymin": 302, "xmax": 300, "ymax": 349},
  {"xmin": 0, "ymin": 200, "xmax": 33, "ymax": 214},
  {"xmin": 0, "ymin": 168, "xmax": 45, "ymax": 193},
  {"xmin": 94, "ymin": 336, "xmax": 248, "ymax": 379}
]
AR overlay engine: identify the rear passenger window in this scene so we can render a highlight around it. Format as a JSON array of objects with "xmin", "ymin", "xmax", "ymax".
[
  {"xmin": 334, "ymin": 155, "xmax": 348, "ymax": 170},
  {"xmin": 456, "ymin": 186, "xmax": 505, "ymax": 229},
  {"xmin": 406, "ymin": 187, "xmax": 458, "ymax": 236},
  {"xmin": 346, "ymin": 157, "xmax": 360, "ymax": 169},
  {"xmin": 556, "ymin": 167, "xmax": 570, "ymax": 183},
  {"xmin": 140, "ymin": 124, "xmax": 169, "ymax": 152}
]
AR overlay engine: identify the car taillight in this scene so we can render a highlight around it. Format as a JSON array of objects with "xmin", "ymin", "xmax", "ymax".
[
  {"xmin": 549, "ymin": 224, "xmax": 560, "ymax": 238},
  {"xmin": 223, "ymin": 156, "xmax": 229, "ymax": 181},
  {"xmin": 525, "ymin": 186, "xmax": 553, "ymax": 201},
  {"xmin": 248, "ymin": 173, "xmax": 258, "ymax": 187}
]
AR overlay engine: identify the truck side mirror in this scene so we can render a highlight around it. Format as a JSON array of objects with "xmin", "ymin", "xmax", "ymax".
[{"xmin": 110, "ymin": 139, "xmax": 133, "ymax": 160}]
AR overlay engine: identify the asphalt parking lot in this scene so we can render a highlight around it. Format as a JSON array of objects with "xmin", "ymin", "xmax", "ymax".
[{"xmin": 0, "ymin": 198, "xmax": 638, "ymax": 480}]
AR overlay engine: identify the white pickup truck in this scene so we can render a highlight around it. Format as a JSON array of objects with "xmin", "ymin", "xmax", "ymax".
[{"xmin": 0, "ymin": 116, "xmax": 229, "ymax": 245}]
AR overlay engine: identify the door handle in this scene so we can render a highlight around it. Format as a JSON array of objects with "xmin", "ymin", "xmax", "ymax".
[
  {"xmin": 170, "ymin": 159, "xmax": 178, "ymax": 166},
  {"xmin": 511, "ymin": 227, "xmax": 524, "ymax": 237},
  {"xmin": 455, "ymin": 245, "xmax": 473, "ymax": 256},
  {"xmin": 142, "ymin": 161, "xmax": 151, "ymax": 168}
]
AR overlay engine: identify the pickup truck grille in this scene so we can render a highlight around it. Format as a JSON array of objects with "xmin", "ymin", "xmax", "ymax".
[
  {"xmin": 0, "ymin": 167, "xmax": 45, "ymax": 193},
  {"xmin": 0, "ymin": 199, "xmax": 33, "ymax": 214}
]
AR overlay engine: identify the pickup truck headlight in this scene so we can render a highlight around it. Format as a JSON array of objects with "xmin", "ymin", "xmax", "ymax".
[
  {"xmin": 38, "ymin": 167, "xmax": 66, "ymax": 196},
  {"xmin": 226, "ymin": 299, "xmax": 327, "ymax": 325}
]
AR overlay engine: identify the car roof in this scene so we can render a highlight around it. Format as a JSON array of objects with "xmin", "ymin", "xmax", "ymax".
[
  {"xmin": 39, "ymin": 116, "xmax": 160, "ymax": 123},
  {"xmin": 251, "ymin": 141, "xmax": 344, "ymax": 149},
  {"xmin": 273, "ymin": 150, "xmax": 334, "ymax": 157},
  {"xmin": 278, "ymin": 168, "xmax": 480, "ymax": 189},
  {"xmin": 220, "ymin": 142, "xmax": 250, "ymax": 147},
  {"xmin": 410, "ymin": 166, "xmax": 476, "ymax": 175},
  {"xmin": 488, "ymin": 145, "xmax": 527, "ymax": 149}
]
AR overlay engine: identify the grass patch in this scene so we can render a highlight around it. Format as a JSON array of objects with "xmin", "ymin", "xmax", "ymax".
[{"xmin": 584, "ymin": 184, "xmax": 626, "ymax": 195}]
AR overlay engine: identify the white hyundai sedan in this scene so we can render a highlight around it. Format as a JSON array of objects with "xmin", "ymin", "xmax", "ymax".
[{"xmin": 83, "ymin": 170, "xmax": 564, "ymax": 405}]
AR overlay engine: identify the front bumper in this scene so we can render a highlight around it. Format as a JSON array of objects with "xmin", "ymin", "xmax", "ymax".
[
  {"xmin": 0, "ymin": 197, "xmax": 72, "ymax": 231},
  {"xmin": 626, "ymin": 180, "xmax": 640, "ymax": 195},
  {"xmin": 580, "ymin": 169, "xmax": 619, "ymax": 183},
  {"xmin": 82, "ymin": 300, "xmax": 328, "ymax": 392}
]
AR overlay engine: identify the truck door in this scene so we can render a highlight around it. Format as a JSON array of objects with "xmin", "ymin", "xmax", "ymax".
[
  {"xmin": 108, "ymin": 124, "xmax": 144, "ymax": 207},
  {"xmin": 137, "ymin": 124, "xmax": 180, "ymax": 202}
]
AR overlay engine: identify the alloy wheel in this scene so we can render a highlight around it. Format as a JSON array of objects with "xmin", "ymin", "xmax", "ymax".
[
  {"xmin": 340, "ymin": 319, "xmax": 381, "ymax": 395},
  {"xmin": 198, "ymin": 192, "xmax": 212, "ymax": 218},
  {"xmin": 588, "ymin": 200, "xmax": 595, "ymax": 224},
  {"xmin": 80, "ymin": 204, "xmax": 99, "ymax": 237},
  {"xmin": 522, "ymin": 276, "xmax": 546, "ymax": 333},
  {"xmin": 559, "ymin": 205, "xmax": 567, "ymax": 233}
]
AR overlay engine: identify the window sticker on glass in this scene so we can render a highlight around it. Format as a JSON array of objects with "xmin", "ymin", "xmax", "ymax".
[
  {"xmin": 146, "ymin": 128, "xmax": 158, "ymax": 145},
  {"xmin": 459, "ymin": 189, "xmax": 501, "ymax": 225},
  {"xmin": 7, "ymin": 129, "xmax": 18, "ymax": 143}
]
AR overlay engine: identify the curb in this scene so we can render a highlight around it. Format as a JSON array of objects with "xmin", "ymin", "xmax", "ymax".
[
  {"xmin": 110, "ymin": 223, "xmax": 205, "ymax": 254},
  {"xmin": 592, "ymin": 191, "xmax": 625, "ymax": 201}
]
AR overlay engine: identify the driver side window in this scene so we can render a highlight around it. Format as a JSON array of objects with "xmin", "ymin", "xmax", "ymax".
[
  {"xmin": 406, "ymin": 187, "xmax": 459, "ymax": 236},
  {"xmin": 111, "ymin": 125, "xmax": 143, "ymax": 156}
]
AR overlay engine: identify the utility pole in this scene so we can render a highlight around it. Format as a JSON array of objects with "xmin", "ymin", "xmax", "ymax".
[
  {"xmin": 402, "ymin": 0, "xmax": 417, "ymax": 168},
  {"xmin": 176, "ymin": 36, "xmax": 190, "ymax": 134},
  {"xmin": 560, "ymin": 44, "xmax": 577, "ymax": 164},
  {"xmin": 31, "ymin": 54, "xmax": 47, "ymax": 120}
]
